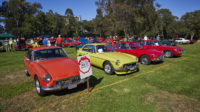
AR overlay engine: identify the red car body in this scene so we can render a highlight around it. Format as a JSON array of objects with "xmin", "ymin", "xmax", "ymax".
[
  {"xmin": 102, "ymin": 38, "xmax": 116, "ymax": 46},
  {"xmin": 139, "ymin": 40, "xmax": 183, "ymax": 58},
  {"xmin": 63, "ymin": 38, "xmax": 81, "ymax": 47},
  {"xmin": 189, "ymin": 39, "xmax": 194, "ymax": 44},
  {"xmin": 115, "ymin": 42, "xmax": 164, "ymax": 65},
  {"xmin": 15, "ymin": 44, "xmax": 33, "ymax": 51},
  {"xmin": 24, "ymin": 46, "xmax": 85, "ymax": 96},
  {"xmin": 96, "ymin": 37, "xmax": 104, "ymax": 42}
]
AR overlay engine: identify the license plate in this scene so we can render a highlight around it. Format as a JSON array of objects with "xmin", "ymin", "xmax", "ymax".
[{"xmin": 68, "ymin": 84, "xmax": 77, "ymax": 89}]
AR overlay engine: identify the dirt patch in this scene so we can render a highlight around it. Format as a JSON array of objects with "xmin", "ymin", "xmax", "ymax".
[
  {"xmin": 0, "ymin": 70, "xmax": 28, "ymax": 87},
  {"xmin": 146, "ymin": 90, "xmax": 200, "ymax": 112},
  {"xmin": 0, "ymin": 85, "xmax": 88, "ymax": 112}
]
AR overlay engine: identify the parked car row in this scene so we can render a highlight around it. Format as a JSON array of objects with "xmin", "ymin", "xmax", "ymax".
[{"xmin": 24, "ymin": 38, "xmax": 184, "ymax": 96}]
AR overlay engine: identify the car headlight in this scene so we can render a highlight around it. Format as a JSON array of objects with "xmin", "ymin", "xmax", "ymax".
[
  {"xmin": 116, "ymin": 60, "xmax": 120, "ymax": 65},
  {"xmin": 152, "ymin": 53, "xmax": 155, "ymax": 57},
  {"xmin": 43, "ymin": 74, "xmax": 51, "ymax": 82}
]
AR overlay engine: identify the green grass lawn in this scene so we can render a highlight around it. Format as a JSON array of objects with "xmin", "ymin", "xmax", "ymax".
[{"xmin": 0, "ymin": 43, "xmax": 200, "ymax": 112}]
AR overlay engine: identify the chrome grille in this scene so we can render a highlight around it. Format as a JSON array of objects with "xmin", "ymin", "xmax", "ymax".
[
  {"xmin": 55, "ymin": 76, "xmax": 80, "ymax": 86},
  {"xmin": 123, "ymin": 63, "xmax": 137, "ymax": 69}
]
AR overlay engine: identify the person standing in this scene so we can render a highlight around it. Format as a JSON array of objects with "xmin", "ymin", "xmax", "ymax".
[
  {"xmin": 42, "ymin": 38, "xmax": 47, "ymax": 46},
  {"xmin": 50, "ymin": 36, "xmax": 56, "ymax": 46},
  {"xmin": 9, "ymin": 38, "xmax": 13, "ymax": 51},
  {"xmin": 56, "ymin": 35, "xmax": 63, "ymax": 47},
  {"xmin": 4, "ymin": 38, "xmax": 10, "ymax": 52},
  {"xmin": 144, "ymin": 35, "xmax": 148, "ymax": 40}
]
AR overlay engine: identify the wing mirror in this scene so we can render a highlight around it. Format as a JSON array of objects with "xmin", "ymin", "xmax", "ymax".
[{"xmin": 26, "ymin": 58, "xmax": 30, "ymax": 61}]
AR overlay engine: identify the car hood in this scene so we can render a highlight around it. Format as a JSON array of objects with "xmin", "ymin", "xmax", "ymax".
[
  {"xmin": 134, "ymin": 48, "xmax": 163, "ymax": 56},
  {"xmin": 37, "ymin": 57, "xmax": 79, "ymax": 80},
  {"xmin": 160, "ymin": 45, "xmax": 182, "ymax": 51},
  {"xmin": 96, "ymin": 52, "xmax": 137, "ymax": 64}
]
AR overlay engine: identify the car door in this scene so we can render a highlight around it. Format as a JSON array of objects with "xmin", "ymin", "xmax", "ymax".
[
  {"xmin": 146, "ymin": 41, "xmax": 157, "ymax": 49},
  {"xmin": 140, "ymin": 41, "xmax": 149, "ymax": 49},
  {"xmin": 81, "ymin": 45, "xmax": 96, "ymax": 66},
  {"xmin": 115, "ymin": 43, "xmax": 125, "ymax": 53},
  {"xmin": 119, "ymin": 43, "xmax": 131, "ymax": 54},
  {"xmin": 24, "ymin": 50, "xmax": 34, "ymax": 77}
]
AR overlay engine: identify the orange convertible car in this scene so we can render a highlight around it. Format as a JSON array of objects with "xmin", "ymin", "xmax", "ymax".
[{"xmin": 24, "ymin": 46, "xmax": 86, "ymax": 96}]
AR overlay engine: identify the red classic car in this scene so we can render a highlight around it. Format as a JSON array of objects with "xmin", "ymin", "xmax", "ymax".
[
  {"xmin": 63, "ymin": 38, "xmax": 81, "ymax": 47},
  {"xmin": 24, "ymin": 46, "xmax": 86, "ymax": 96},
  {"xmin": 96, "ymin": 37, "xmax": 104, "ymax": 43},
  {"xmin": 102, "ymin": 38, "xmax": 116, "ymax": 46},
  {"xmin": 139, "ymin": 40, "xmax": 183, "ymax": 58},
  {"xmin": 15, "ymin": 44, "xmax": 33, "ymax": 51},
  {"xmin": 115, "ymin": 42, "xmax": 164, "ymax": 65}
]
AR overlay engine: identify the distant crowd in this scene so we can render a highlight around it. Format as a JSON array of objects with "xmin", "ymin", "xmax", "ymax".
[
  {"xmin": 0, "ymin": 34, "xmax": 174, "ymax": 52},
  {"xmin": 0, "ymin": 35, "xmax": 64, "ymax": 52}
]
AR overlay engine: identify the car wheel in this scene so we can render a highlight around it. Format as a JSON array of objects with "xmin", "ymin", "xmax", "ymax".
[
  {"xmin": 136, "ymin": 68, "xmax": 139, "ymax": 72},
  {"xmin": 164, "ymin": 50, "xmax": 173, "ymax": 58},
  {"xmin": 140, "ymin": 55, "xmax": 151, "ymax": 65},
  {"xmin": 104, "ymin": 61, "xmax": 114, "ymax": 75},
  {"xmin": 25, "ymin": 69, "xmax": 30, "ymax": 77},
  {"xmin": 35, "ymin": 76, "xmax": 46, "ymax": 96}
]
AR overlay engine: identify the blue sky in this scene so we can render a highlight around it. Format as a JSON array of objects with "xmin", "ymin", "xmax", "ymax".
[{"xmin": 27, "ymin": 0, "xmax": 200, "ymax": 20}]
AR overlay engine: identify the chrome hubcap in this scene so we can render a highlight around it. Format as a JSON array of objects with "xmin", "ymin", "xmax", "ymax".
[
  {"xmin": 105, "ymin": 64, "xmax": 111, "ymax": 73},
  {"xmin": 36, "ymin": 80, "xmax": 40, "ymax": 93},
  {"xmin": 165, "ymin": 51, "xmax": 171, "ymax": 57},
  {"xmin": 141, "ymin": 58, "xmax": 148, "ymax": 64}
]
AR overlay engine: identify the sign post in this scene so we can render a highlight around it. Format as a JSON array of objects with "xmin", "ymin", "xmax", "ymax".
[{"xmin": 78, "ymin": 55, "xmax": 92, "ymax": 92}]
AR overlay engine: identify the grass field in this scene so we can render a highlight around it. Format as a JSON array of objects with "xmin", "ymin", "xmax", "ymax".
[{"xmin": 0, "ymin": 43, "xmax": 200, "ymax": 112}]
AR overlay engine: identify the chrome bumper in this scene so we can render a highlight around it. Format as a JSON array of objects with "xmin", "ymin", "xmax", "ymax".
[
  {"xmin": 41, "ymin": 79, "xmax": 86, "ymax": 91},
  {"xmin": 115, "ymin": 63, "xmax": 139, "ymax": 71},
  {"xmin": 152, "ymin": 55, "xmax": 164, "ymax": 62}
]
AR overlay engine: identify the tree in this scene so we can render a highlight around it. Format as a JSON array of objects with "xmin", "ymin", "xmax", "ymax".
[
  {"xmin": 94, "ymin": 8, "xmax": 104, "ymax": 37},
  {"xmin": 0, "ymin": 0, "xmax": 41, "ymax": 37},
  {"xmin": 181, "ymin": 10, "xmax": 200, "ymax": 39},
  {"xmin": 62, "ymin": 8, "xmax": 77, "ymax": 37},
  {"xmin": 65, "ymin": 8, "xmax": 73, "ymax": 17},
  {"xmin": 95, "ymin": 0, "xmax": 158, "ymax": 38},
  {"xmin": 35, "ymin": 11, "xmax": 49, "ymax": 35},
  {"xmin": 158, "ymin": 9, "xmax": 177, "ymax": 38}
]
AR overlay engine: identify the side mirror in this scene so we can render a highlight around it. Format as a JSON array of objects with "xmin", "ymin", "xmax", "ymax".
[{"xmin": 26, "ymin": 58, "xmax": 30, "ymax": 61}]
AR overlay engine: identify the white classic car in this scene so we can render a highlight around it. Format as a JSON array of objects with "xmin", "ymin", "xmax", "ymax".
[{"xmin": 175, "ymin": 38, "xmax": 190, "ymax": 44}]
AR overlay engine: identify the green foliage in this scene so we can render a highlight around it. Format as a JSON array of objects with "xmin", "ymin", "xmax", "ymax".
[
  {"xmin": 95, "ymin": 0, "xmax": 161, "ymax": 37},
  {"xmin": 181, "ymin": 10, "xmax": 200, "ymax": 39},
  {"xmin": 0, "ymin": 0, "xmax": 42, "ymax": 37}
]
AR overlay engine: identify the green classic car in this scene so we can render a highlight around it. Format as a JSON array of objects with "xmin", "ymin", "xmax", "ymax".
[{"xmin": 77, "ymin": 43, "xmax": 139, "ymax": 75}]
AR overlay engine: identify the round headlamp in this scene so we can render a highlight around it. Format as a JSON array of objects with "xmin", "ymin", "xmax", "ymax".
[
  {"xmin": 116, "ymin": 60, "xmax": 120, "ymax": 65},
  {"xmin": 43, "ymin": 74, "xmax": 51, "ymax": 82},
  {"xmin": 152, "ymin": 53, "xmax": 155, "ymax": 57}
]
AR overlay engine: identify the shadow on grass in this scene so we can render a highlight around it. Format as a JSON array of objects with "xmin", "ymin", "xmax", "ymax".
[
  {"xmin": 116, "ymin": 68, "xmax": 140, "ymax": 76},
  {"xmin": 151, "ymin": 61, "xmax": 164, "ymax": 65},
  {"xmin": 48, "ymin": 76, "xmax": 104, "ymax": 96}
]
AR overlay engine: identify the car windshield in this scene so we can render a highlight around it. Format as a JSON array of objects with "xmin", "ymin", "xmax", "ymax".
[
  {"xmin": 67, "ymin": 40, "xmax": 73, "ymax": 42},
  {"xmin": 34, "ymin": 48, "xmax": 67, "ymax": 61},
  {"xmin": 129, "ymin": 43, "xmax": 142, "ymax": 49},
  {"xmin": 154, "ymin": 40, "xmax": 163, "ymax": 46},
  {"xmin": 96, "ymin": 45, "xmax": 115, "ymax": 53},
  {"xmin": 106, "ymin": 41, "xmax": 112, "ymax": 45}
]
